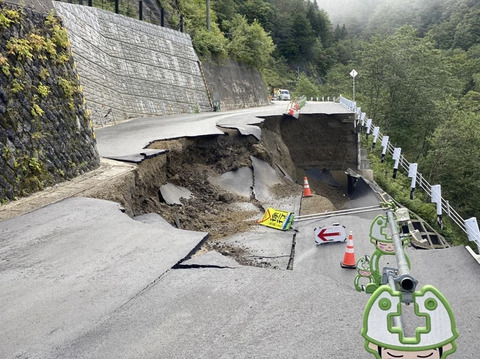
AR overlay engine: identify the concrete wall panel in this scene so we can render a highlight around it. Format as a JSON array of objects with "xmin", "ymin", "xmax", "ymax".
[{"xmin": 53, "ymin": 2, "xmax": 211, "ymax": 124}]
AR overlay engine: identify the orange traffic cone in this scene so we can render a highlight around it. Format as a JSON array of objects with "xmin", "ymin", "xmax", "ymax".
[
  {"xmin": 341, "ymin": 231, "xmax": 356, "ymax": 269},
  {"xmin": 303, "ymin": 176, "xmax": 312, "ymax": 197}
]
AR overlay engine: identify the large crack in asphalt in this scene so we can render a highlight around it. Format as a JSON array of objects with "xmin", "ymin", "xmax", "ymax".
[{"xmin": 106, "ymin": 114, "xmax": 354, "ymax": 268}]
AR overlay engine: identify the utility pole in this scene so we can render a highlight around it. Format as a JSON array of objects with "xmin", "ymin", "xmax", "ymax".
[{"xmin": 206, "ymin": 0, "xmax": 210, "ymax": 31}]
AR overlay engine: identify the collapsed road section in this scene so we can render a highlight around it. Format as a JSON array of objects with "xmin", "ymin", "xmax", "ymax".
[{"xmin": 84, "ymin": 108, "xmax": 361, "ymax": 267}]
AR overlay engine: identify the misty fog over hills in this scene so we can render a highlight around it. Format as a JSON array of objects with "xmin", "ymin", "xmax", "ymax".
[{"xmin": 315, "ymin": 0, "xmax": 462, "ymax": 35}]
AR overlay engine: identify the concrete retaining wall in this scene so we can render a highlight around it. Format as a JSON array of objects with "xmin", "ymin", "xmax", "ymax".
[
  {"xmin": 53, "ymin": 3, "xmax": 270, "ymax": 125},
  {"xmin": 202, "ymin": 60, "xmax": 270, "ymax": 111},
  {"xmin": 53, "ymin": 2, "xmax": 212, "ymax": 125}
]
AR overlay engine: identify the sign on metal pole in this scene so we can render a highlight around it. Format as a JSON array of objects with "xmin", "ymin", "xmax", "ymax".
[
  {"xmin": 408, "ymin": 163, "xmax": 418, "ymax": 199},
  {"xmin": 431, "ymin": 185, "xmax": 443, "ymax": 229},
  {"xmin": 381, "ymin": 135, "xmax": 389, "ymax": 162},
  {"xmin": 392, "ymin": 148, "xmax": 401, "ymax": 179},
  {"xmin": 431, "ymin": 184, "xmax": 441, "ymax": 203},
  {"xmin": 350, "ymin": 69, "xmax": 358, "ymax": 101}
]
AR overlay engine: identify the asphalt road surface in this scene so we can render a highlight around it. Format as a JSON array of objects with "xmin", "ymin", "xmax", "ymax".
[{"xmin": 1, "ymin": 102, "xmax": 478, "ymax": 358}]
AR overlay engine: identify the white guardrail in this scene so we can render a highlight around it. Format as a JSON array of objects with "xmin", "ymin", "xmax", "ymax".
[{"xmin": 339, "ymin": 95, "xmax": 480, "ymax": 252}]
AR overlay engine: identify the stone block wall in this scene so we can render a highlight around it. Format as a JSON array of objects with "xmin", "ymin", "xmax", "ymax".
[
  {"xmin": 53, "ymin": 2, "xmax": 212, "ymax": 125},
  {"xmin": 0, "ymin": 3, "xmax": 100, "ymax": 202}
]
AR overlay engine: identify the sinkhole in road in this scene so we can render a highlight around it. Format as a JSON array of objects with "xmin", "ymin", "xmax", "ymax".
[{"xmin": 124, "ymin": 114, "xmax": 356, "ymax": 267}]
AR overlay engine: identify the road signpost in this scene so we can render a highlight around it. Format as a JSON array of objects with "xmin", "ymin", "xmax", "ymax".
[
  {"xmin": 350, "ymin": 69, "xmax": 358, "ymax": 101},
  {"xmin": 365, "ymin": 118, "xmax": 372, "ymax": 139}
]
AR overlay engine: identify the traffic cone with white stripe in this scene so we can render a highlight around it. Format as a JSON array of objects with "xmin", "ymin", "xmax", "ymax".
[
  {"xmin": 340, "ymin": 231, "xmax": 356, "ymax": 269},
  {"xmin": 303, "ymin": 176, "xmax": 312, "ymax": 197}
]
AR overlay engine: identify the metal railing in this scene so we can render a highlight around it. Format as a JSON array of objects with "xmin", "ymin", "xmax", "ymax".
[
  {"xmin": 339, "ymin": 95, "xmax": 480, "ymax": 250},
  {"xmin": 59, "ymin": 0, "xmax": 182, "ymax": 30}
]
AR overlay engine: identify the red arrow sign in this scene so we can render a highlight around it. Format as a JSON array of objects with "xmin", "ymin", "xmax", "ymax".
[{"xmin": 314, "ymin": 225, "xmax": 346, "ymax": 244}]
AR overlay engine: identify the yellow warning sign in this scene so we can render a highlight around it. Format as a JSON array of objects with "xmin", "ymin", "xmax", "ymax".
[{"xmin": 257, "ymin": 208, "xmax": 294, "ymax": 231}]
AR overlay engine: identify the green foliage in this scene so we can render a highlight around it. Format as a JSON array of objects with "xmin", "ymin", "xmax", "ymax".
[
  {"xmin": 25, "ymin": 32, "xmax": 58, "ymax": 60},
  {"xmin": 0, "ymin": 53, "xmax": 10, "ymax": 76},
  {"xmin": 11, "ymin": 79, "xmax": 24, "ymax": 93},
  {"xmin": 12, "ymin": 66, "xmax": 22, "ymax": 77},
  {"xmin": 55, "ymin": 51, "xmax": 70, "ymax": 65},
  {"xmin": 366, "ymin": 151, "xmax": 467, "ymax": 247},
  {"xmin": 0, "ymin": 8, "xmax": 21, "ymax": 28},
  {"xmin": 31, "ymin": 102, "xmax": 44, "ymax": 117},
  {"xmin": 45, "ymin": 11, "xmax": 70, "ymax": 50},
  {"xmin": 58, "ymin": 77, "xmax": 76, "ymax": 97},
  {"xmin": 261, "ymin": 56, "xmax": 295, "ymax": 89},
  {"xmin": 358, "ymin": 26, "xmax": 461, "ymax": 159},
  {"xmin": 293, "ymin": 73, "xmax": 319, "ymax": 99},
  {"xmin": 225, "ymin": 15, "xmax": 274, "ymax": 68},
  {"xmin": 39, "ymin": 67, "xmax": 50, "ymax": 80},
  {"xmin": 191, "ymin": 27, "xmax": 228, "ymax": 60},
  {"xmin": 321, "ymin": 63, "xmax": 352, "ymax": 98},
  {"xmin": 422, "ymin": 96, "xmax": 480, "ymax": 219},
  {"xmin": 6, "ymin": 38, "xmax": 33, "ymax": 61},
  {"xmin": 37, "ymin": 83, "xmax": 50, "ymax": 98}
]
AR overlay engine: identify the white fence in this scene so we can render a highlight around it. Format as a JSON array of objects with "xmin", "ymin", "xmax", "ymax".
[{"xmin": 339, "ymin": 95, "xmax": 480, "ymax": 250}]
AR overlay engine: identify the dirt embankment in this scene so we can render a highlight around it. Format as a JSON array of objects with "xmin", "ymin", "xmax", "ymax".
[{"xmin": 87, "ymin": 115, "xmax": 349, "ymax": 237}]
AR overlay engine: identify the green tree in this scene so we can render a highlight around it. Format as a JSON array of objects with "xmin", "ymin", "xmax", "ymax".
[
  {"xmin": 422, "ymin": 94, "xmax": 480, "ymax": 218},
  {"xmin": 177, "ymin": 0, "xmax": 228, "ymax": 59},
  {"xmin": 212, "ymin": 0, "xmax": 237, "ymax": 31},
  {"xmin": 452, "ymin": 9, "xmax": 480, "ymax": 50},
  {"xmin": 225, "ymin": 15, "xmax": 275, "ymax": 69},
  {"xmin": 235, "ymin": 0, "xmax": 275, "ymax": 32},
  {"xmin": 321, "ymin": 63, "xmax": 352, "ymax": 98},
  {"xmin": 262, "ymin": 56, "xmax": 295, "ymax": 90},
  {"xmin": 291, "ymin": 13, "xmax": 316, "ymax": 60},
  {"xmin": 306, "ymin": 1, "xmax": 333, "ymax": 47},
  {"xmin": 294, "ymin": 73, "xmax": 319, "ymax": 99},
  {"xmin": 359, "ymin": 26, "xmax": 461, "ymax": 159}
]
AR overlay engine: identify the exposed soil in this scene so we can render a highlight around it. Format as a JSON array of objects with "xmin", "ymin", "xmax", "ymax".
[
  {"xmin": 111, "ymin": 116, "xmax": 353, "ymax": 266},
  {"xmin": 0, "ymin": 114, "xmax": 353, "ymax": 266}
]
